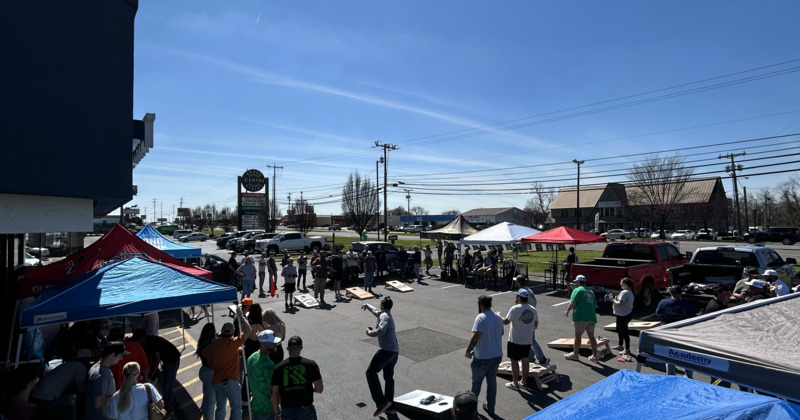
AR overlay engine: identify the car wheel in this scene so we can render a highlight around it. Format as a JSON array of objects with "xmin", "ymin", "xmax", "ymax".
[
  {"xmin": 748, "ymin": 238, "xmax": 756, "ymax": 244},
  {"xmin": 620, "ymin": 236, "xmax": 626, "ymax": 240},
  {"xmin": 636, "ymin": 282, "xmax": 655, "ymax": 309},
  {"xmin": 783, "ymin": 238, "xmax": 792, "ymax": 245}
]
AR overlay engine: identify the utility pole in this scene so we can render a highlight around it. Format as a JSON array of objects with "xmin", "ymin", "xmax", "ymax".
[
  {"xmin": 719, "ymin": 152, "xmax": 746, "ymax": 235},
  {"xmin": 287, "ymin": 193, "xmax": 292, "ymax": 226},
  {"xmin": 178, "ymin": 197, "xmax": 183, "ymax": 227},
  {"xmin": 403, "ymin": 189, "xmax": 413, "ymax": 225},
  {"xmin": 377, "ymin": 157, "xmax": 383, "ymax": 239},
  {"xmin": 152, "ymin": 198, "xmax": 156, "ymax": 225},
  {"xmin": 572, "ymin": 159, "xmax": 585, "ymax": 230},
  {"xmin": 374, "ymin": 142, "xmax": 397, "ymax": 241},
  {"xmin": 266, "ymin": 163, "xmax": 283, "ymax": 231}
]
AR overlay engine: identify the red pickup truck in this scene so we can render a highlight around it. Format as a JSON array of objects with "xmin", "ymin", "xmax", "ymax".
[{"xmin": 570, "ymin": 242, "xmax": 687, "ymax": 308}]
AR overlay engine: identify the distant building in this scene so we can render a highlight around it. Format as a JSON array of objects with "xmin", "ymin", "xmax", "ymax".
[
  {"xmin": 462, "ymin": 207, "xmax": 524, "ymax": 226},
  {"xmin": 549, "ymin": 177, "xmax": 728, "ymax": 232}
]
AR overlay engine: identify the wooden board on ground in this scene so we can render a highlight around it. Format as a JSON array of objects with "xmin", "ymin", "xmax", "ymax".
[
  {"xmin": 604, "ymin": 321, "xmax": 661, "ymax": 332},
  {"xmin": 293, "ymin": 294, "xmax": 319, "ymax": 308},
  {"xmin": 345, "ymin": 287, "xmax": 374, "ymax": 300},
  {"xmin": 386, "ymin": 280, "xmax": 414, "ymax": 292},
  {"xmin": 393, "ymin": 390, "xmax": 453, "ymax": 418},
  {"xmin": 497, "ymin": 361, "xmax": 559, "ymax": 390},
  {"xmin": 547, "ymin": 337, "xmax": 612, "ymax": 358}
]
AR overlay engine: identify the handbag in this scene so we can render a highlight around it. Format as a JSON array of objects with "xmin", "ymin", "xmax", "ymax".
[{"xmin": 145, "ymin": 383, "xmax": 168, "ymax": 420}]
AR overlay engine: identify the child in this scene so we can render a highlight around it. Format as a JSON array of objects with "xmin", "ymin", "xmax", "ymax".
[{"xmin": 281, "ymin": 258, "xmax": 298, "ymax": 309}]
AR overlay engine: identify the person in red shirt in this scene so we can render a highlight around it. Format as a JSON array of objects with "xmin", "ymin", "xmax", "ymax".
[{"xmin": 107, "ymin": 327, "xmax": 149, "ymax": 390}]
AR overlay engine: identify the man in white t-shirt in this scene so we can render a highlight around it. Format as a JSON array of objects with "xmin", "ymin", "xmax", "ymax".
[
  {"xmin": 499, "ymin": 289, "xmax": 537, "ymax": 390},
  {"xmin": 465, "ymin": 295, "xmax": 504, "ymax": 415}
]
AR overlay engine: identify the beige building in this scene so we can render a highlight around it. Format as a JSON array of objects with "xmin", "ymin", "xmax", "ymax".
[{"xmin": 549, "ymin": 177, "xmax": 728, "ymax": 233}]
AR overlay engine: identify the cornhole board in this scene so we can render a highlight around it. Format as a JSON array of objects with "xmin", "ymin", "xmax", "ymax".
[
  {"xmin": 293, "ymin": 294, "xmax": 319, "ymax": 309},
  {"xmin": 393, "ymin": 389, "xmax": 453, "ymax": 419},
  {"xmin": 604, "ymin": 321, "xmax": 661, "ymax": 332},
  {"xmin": 345, "ymin": 287, "xmax": 374, "ymax": 300},
  {"xmin": 547, "ymin": 337, "xmax": 611, "ymax": 358},
  {"xmin": 497, "ymin": 361, "xmax": 559, "ymax": 390},
  {"xmin": 385, "ymin": 280, "xmax": 414, "ymax": 292}
]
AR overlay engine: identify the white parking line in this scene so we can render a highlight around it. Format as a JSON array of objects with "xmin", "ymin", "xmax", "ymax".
[
  {"xmin": 552, "ymin": 301, "xmax": 571, "ymax": 307},
  {"xmin": 441, "ymin": 285, "xmax": 461, "ymax": 289},
  {"xmin": 489, "ymin": 291, "xmax": 512, "ymax": 297}
]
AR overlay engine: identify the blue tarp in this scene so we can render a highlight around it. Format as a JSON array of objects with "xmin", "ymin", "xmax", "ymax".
[
  {"xmin": 136, "ymin": 225, "xmax": 201, "ymax": 259},
  {"xmin": 525, "ymin": 370, "xmax": 800, "ymax": 420},
  {"xmin": 20, "ymin": 257, "xmax": 237, "ymax": 328}
]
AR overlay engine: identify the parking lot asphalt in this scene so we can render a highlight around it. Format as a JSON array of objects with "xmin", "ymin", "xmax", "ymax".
[{"xmin": 158, "ymin": 240, "xmax": 707, "ymax": 420}]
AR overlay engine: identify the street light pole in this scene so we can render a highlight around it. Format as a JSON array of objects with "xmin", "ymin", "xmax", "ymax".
[
  {"xmin": 375, "ymin": 142, "xmax": 397, "ymax": 241},
  {"xmin": 572, "ymin": 159, "xmax": 584, "ymax": 230},
  {"xmin": 403, "ymin": 189, "xmax": 412, "ymax": 224}
]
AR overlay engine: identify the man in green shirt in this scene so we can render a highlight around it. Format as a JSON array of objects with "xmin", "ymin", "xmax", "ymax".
[
  {"xmin": 247, "ymin": 330, "xmax": 281, "ymax": 420},
  {"xmin": 564, "ymin": 275, "xmax": 600, "ymax": 363}
]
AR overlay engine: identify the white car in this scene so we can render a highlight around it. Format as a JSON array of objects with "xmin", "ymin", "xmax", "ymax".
[
  {"xmin": 173, "ymin": 229, "xmax": 193, "ymax": 239},
  {"xmin": 180, "ymin": 232, "xmax": 209, "ymax": 242},
  {"xmin": 24, "ymin": 252, "xmax": 40, "ymax": 267},
  {"xmin": 651, "ymin": 230, "xmax": 673, "ymax": 239},
  {"xmin": 601, "ymin": 229, "xmax": 634, "ymax": 240},
  {"xmin": 671, "ymin": 230, "xmax": 695, "ymax": 240},
  {"xmin": 25, "ymin": 246, "xmax": 50, "ymax": 258}
]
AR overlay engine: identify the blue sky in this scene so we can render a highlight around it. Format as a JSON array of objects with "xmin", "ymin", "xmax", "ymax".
[{"xmin": 130, "ymin": 1, "xmax": 800, "ymax": 221}]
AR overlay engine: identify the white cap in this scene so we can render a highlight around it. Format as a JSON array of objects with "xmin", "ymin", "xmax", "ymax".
[
  {"xmin": 763, "ymin": 269, "xmax": 779, "ymax": 277},
  {"xmin": 575, "ymin": 275, "xmax": 587, "ymax": 282}
]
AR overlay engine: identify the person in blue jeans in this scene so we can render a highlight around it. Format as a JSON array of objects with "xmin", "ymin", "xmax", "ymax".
[
  {"xmin": 465, "ymin": 295, "xmax": 504, "ymax": 415},
  {"xmin": 362, "ymin": 297, "xmax": 399, "ymax": 417},
  {"xmin": 201, "ymin": 309, "xmax": 251, "ymax": 420}
]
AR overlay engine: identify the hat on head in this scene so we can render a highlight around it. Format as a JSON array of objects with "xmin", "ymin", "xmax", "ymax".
[
  {"xmin": 242, "ymin": 298, "xmax": 253, "ymax": 306},
  {"xmin": 219, "ymin": 322, "xmax": 235, "ymax": 336},
  {"xmin": 287, "ymin": 336, "xmax": 303, "ymax": 348},
  {"xmin": 258, "ymin": 330, "xmax": 281, "ymax": 344},
  {"xmin": 763, "ymin": 269, "xmax": 779, "ymax": 277},
  {"xmin": 452, "ymin": 390, "xmax": 478, "ymax": 420},
  {"xmin": 516, "ymin": 288, "xmax": 530, "ymax": 298},
  {"xmin": 745, "ymin": 279, "xmax": 766, "ymax": 288},
  {"xmin": 575, "ymin": 274, "xmax": 587, "ymax": 283}
]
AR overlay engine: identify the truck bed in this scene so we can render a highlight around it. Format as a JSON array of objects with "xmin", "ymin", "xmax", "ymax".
[{"xmin": 576, "ymin": 258, "xmax": 655, "ymax": 268}]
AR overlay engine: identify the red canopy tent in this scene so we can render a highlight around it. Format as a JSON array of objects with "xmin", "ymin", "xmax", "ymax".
[
  {"xmin": 20, "ymin": 224, "xmax": 212, "ymax": 298},
  {"xmin": 521, "ymin": 226, "xmax": 606, "ymax": 245}
]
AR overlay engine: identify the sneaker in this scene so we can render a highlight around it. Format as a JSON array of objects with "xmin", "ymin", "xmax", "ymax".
[
  {"xmin": 482, "ymin": 403, "xmax": 494, "ymax": 414},
  {"xmin": 373, "ymin": 401, "xmax": 392, "ymax": 417},
  {"xmin": 518, "ymin": 381, "xmax": 528, "ymax": 390},
  {"xmin": 611, "ymin": 345, "xmax": 624, "ymax": 351},
  {"xmin": 588, "ymin": 355, "xmax": 600, "ymax": 363},
  {"xmin": 505, "ymin": 382, "xmax": 519, "ymax": 390},
  {"xmin": 564, "ymin": 352, "xmax": 579, "ymax": 361}
]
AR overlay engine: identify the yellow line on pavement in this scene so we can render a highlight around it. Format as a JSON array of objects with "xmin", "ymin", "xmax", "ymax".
[
  {"xmin": 183, "ymin": 377, "xmax": 200, "ymax": 388},
  {"xmin": 179, "ymin": 360, "xmax": 202, "ymax": 374},
  {"xmin": 162, "ymin": 328, "xmax": 182, "ymax": 336}
]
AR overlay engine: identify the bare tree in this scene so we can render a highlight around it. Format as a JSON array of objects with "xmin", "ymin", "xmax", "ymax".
[
  {"xmin": 256, "ymin": 202, "xmax": 281, "ymax": 232},
  {"xmin": 518, "ymin": 182, "xmax": 554, "ymax": 228},
  {"xmin": 777, "ymin": 175, "xmax": 800, "ymax": 226},
  {"xmin": 290, "ymin": 197, "xmax": 316, "ymax": 235},
  {"xmin": 341, "ymin": 171, "xmax": 379, "ymax": 234},
  {"xmin": 410, "ymin": 206, "xmax": 428, "ymax": 215},
  {"xmin": 442, "ymin": 209, "xmax": 460, "ymax": 215},
  {"xmin": 389, "ymin": 205, "xmax": 406, "ymax": 216},
  {"xmin": 627, "ymin": 154, "xmax": 694, "ymax": 238}
]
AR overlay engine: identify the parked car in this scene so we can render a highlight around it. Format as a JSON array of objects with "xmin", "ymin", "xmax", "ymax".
[
  {"xmin": 216, "ymin": 232, "xmax": 236, "ymax": 249},
  {"xmin": 650, "ymin": 230, "xmax": 673, "ymax": 239},
  {"xmin": 748, "ymin": 227, "xmax": 800, "ymax": 245},
  {"xmin": 173, "ymin": 229, "xmax": 193, "ymax": 239},
  {"xmin": 200, "ymin": 254, "xmax": 235, "ymax": 287},
  {"xmin": 601, "ymin": 229, "xmax": 634, "ymax": 240},
  {"xmin": 231, "ymin": 231, "xmax": 265, "ymax": 252},
  {"xmin": 256, "ymin": 232, "xmax": 326, "ymax": 254},
  {"xmin": 180, "ymin": 232, "xmax": 209, "ymax": 242},
  {"xmin": 634, "ymin": 228, "xmax": 652, "ymax": 238},
  {"xmin": 23, "ymin": 252, "xmax": 40, "ymax": 267},
  {"xmin": 407, "ymin": 225, "xmax": 425, "ymax": 233},
  {"xmin": 25, "ymin": 246, "xmax": 50, "ymax": 258},
  {"xmin": 245, "ymin": 232, "xmax": 279, "ymax": 253},
  {"xmin": 671, "ymin": 230, "xmax": 695, "ymax": 240},
  {"xmin": 349, "ymin": 241, "xmax": 401, "ymax": 266},
  {"xmin": 328, "ymin": 224, "xmax": 341, "ymax": 231},
  {"xmin": 695, "ymin": 228, "xmax": 718, "ymax": 241}
]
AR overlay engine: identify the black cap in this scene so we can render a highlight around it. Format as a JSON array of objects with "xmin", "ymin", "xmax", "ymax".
[
  {"xmin": 287, "ymin": 336, "xmax": 303, "ymax": 348},
  {"xmin": 452, "ymin": 390, "xmax": 478, "ymax": 420}
]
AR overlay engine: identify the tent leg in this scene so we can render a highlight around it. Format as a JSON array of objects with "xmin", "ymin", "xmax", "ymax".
[
  {"xmin": 14, "ymin": 332, "xmax": 23, "ymax": 368},
  {"xmin": 235, "ymin": 312, "xmax": 252, "ymax": 414},
  {"xmin": 6, "ymin": 300, "xmax": 19, "ymax": 367},
  {"xmin": 180, "ymin": 310, "xmax": 186, "ymax": 352},
  {"xmin": 635, "ymin": 362, "xmax": 642, "ymax": 373}
]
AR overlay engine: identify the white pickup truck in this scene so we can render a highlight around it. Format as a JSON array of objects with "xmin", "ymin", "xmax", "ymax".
[{"xmin": 255, "ymin": 231, "xmax": 326, "ymax": 254}]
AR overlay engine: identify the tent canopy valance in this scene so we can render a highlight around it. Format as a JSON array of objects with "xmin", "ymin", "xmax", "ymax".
[
  {"xmin": 460, "ymin": 222, "xmax": 540, "ymax": 246},
  {"xmin": 522, "ymin": 226, "xmax": 606, "ymax": 245},
  {"xmin": 136, "ymin": 224, "xmax": 201, "ymax": 259},
  {"xmin": 20, "ymin": 257, "xmax": 236, "ymax": 329}
]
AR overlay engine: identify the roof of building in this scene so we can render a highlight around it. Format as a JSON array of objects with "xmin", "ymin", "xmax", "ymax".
[
  {"xmin": 549, "ymin": 178, "xmax": 723, "ymax": 210},
  {"xmin": 462, "ymin": 207, "xmax": 520, "ymax": 216}
]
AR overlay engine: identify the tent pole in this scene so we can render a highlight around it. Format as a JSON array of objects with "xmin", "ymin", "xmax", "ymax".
[
  {"xmin": 180, "ymin": 310, "xmax": 186, "ymax": 351},
  {"xmin": 235, "ymin": 309, "xmax": 252, "ymax": 413},
  {"xmin": 6, "ymin": 300, "xmax": 19, "ymax": 367},
  {"xmin": 14, "ymin": 332, "xmax": 23, "ymax": 368}
]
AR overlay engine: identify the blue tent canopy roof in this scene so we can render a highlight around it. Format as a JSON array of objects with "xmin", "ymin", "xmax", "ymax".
[
  {"xmin": 136, "ymin": 225, "xmax": 201, "ymax": 259},
  {"xmin": 525, "ymin": 370, "xmax": 800, "ymax": 420},
  {"xmin": 20, "ymin": 257, "xmax": 237, "ymax": 328}
]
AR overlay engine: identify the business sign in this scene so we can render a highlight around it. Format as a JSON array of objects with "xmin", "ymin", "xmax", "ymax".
[
  {"xmin": 241, "ymin": 192, "xmax": 267, "ymax": 213},
  {"xmin": 598, "ymin": 201, "xmax": 620, "ymax": 208},
  {"xmin": 241, "ymin": 169, "xmax": 266, "ymax": 192},
  {"xmin": 123, "ymin": 207, "xmax": 140, "ymax": 215},
  {"xmin": 654, "ymin": 345, "xmax": 729, "ymax": 371}
]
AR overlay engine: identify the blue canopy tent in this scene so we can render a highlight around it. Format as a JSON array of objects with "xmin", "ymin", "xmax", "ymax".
[
  {"xmin": 136, "ymin": 224, "xmax": 201, "ymax": 259},
  {"xmin": 525, "ymin": 370, "xmax": 800, "ymax": 420},
  {"xmin": 20, "ymin": 257, "xmax": 237, "ymax": 329}
]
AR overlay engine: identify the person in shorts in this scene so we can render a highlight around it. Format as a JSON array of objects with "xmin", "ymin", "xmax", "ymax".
[
  {"xmin": 499, "ymin": 289, "xmax": 537, "ymax": 390},
  {"xmin": 564, "ymin": 275, "xmax": 599, "ymax": 363},
  {"xmin": 282, "ymin": 258, "xmax": 298, "ymax": 309}
]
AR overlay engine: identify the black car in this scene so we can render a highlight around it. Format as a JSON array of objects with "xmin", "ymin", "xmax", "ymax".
[
  {"xmin": 200, "ymin": 254, "xmax": 236, "ymax": 288},
  {"xmin": 216, "ymin": 232, "xmax": 236, "ymax": 249},
  {"xmin": 749, "ymin": 227, "xmax": 800, "ymax": 245}
]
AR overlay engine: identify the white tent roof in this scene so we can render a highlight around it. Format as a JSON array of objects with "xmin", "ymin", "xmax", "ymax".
[{"xmin": 460, "ymin": 222, "xmax": 541, "ymax": 245}]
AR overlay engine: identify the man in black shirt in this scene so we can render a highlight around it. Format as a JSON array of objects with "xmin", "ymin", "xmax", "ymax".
[
  {"xmin": 704, "ymin": 284, "xmax": 731, "ymax": 314},
  {"xmin": 271, "ymin": 336, "xmax": 323, "ymax": 420},
  {"xmin": 374, "ymin": 246, "xmax": 387, "ymax": 281},
  {"xmin": 132, "ymin": 328, "xmax": 181, "ymax": 414},
  {"xmin": 228, "ymin": 252, "xmax": 240, "ymax": 287}
]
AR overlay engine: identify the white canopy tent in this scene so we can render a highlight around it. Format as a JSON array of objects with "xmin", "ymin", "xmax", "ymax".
[{"xmin": 460, "ymin": 222, "xmax": 540, "ymax": 245}]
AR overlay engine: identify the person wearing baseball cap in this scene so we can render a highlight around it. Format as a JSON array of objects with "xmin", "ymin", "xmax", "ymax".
[
  {"xmin": 763, "ymin": 269, "xmax": 789, "ymax": 297},
  {"xmin": 498, "ymin": 289, "xmax": 538, "ymax": 390},
  {"xmin": 270, "ymin": 336, "xmax": 323, "ymax": 419},
  {"xmin": 451, "ymin": 390, "xmax": 478, "ymax": 420},
  {"xmin": 743, "ymin": 278, "xmax": 771, "ymax": 302},
  {"xmin": 86, "ymin": 341, "xmax": 129, "ymax": 419},
  {"xmin": 247, "ymin": 330, "xmax": 281, "ymax": 419},
  {"xmin": 201, "ymin": 307, "xmax": 251, "ymax": 420},
  {"xmin": 564, "ymin": 275, "xmax": 600, "ymax": 363}
]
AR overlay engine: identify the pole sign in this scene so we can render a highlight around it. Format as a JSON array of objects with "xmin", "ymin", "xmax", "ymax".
[{"xmin": 241, "ymin": 169, "xmax": 266, "ymax": 192}]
